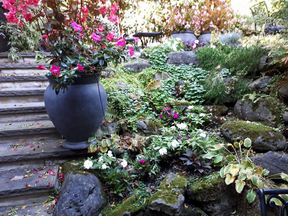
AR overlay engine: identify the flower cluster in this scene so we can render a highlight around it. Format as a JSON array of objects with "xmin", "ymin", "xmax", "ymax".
[
  {"xmin": 159, "ymin": 107, "xmax": 179, "ymax": 120},
  {"xmin": 4, "ymin": 0, "xmax": 134, "ymax": 93},
  {"xmin": 157, "ymin": 0, "xmax": 239, "ymax": 35}
]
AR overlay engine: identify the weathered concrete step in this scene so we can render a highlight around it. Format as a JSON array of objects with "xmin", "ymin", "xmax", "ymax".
[
  {"xmin": 0, "ymin": 88, "xmax": 45, "ymax": 103},
  {"xmin": 0, "ymin": 102, "xmax": 46, "ymax": 114},
  {"xmin": 0, "ymin": 52, "xmax": 52, "ymax": 64},
  {"xmin": 0, "ymin": 139, "xmax": 91, "ymax": 164},
  {"xmin": 0, "ymin": 165, "xmax": 58, "ymax": 206},
  {"xmin": 0, "ymin": 113, "xmax": 50, "ymax": 123},
  {"xmin": 0, "ymin": 120, "xmax": 58, "ymax": 138},
  {"xmin": 0, "ymin": 75, "xmax": 49, "ymax": 90},
  {"xmin": 0, "ymin": 202, "xmax": 52, "ymax": 216}
]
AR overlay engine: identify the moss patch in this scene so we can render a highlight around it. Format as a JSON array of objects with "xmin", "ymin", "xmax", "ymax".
[
  {"xmin": 101, "ymin": 194, "xmax": 143, "ymax": 216},
  {"xmin": 147, "ymin": 120, "xmax": 163, "ymax": 132},
  {"xmin": 62, "ymin": 160, "xmax": 87, "ymax": 176},
  {"xmin": 149, "ymin": 176, "xmax": 187, "ymax": 205},
  {"xmin": 221, "ymin": 120, "xmax": 283, "ymax": 142}
]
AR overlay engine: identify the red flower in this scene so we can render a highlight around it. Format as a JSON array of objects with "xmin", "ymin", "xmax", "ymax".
[
  {"xmin": 106, "ymin": 31, "xmax": 115, "ymax": 41},
  {"xmin": 47, "ymin": 182, "xmax": 52, "ymax": 187},
  {"xmin": 98, "ymin": 25, "xmax": 105, "ymax": 32},
  {"xmin": 81, "ymin": 6, "xmax": 88, "ymax": 16},
  {"xmin": 50, "ymin": 65, "xmax": 61, "ymax": 76},
  {"xmin": 77, "ymin": 64, "xmax": 84, "ymax": 72},
  {"xmin": 99, "ymin": 6, "xmax": 107, "ymax": 15}
]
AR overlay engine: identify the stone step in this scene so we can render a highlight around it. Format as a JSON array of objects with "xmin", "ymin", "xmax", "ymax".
[
  {"xmin": 0, "ymin": 63, "xmax": 49, "ymax": 76},
  {"xmin": 0, "ymin": 88, "xmax": 45, "ymax": 103},
  {"xmin": 0, "ymin": 120, "xmax": 60, "ymax": 145},
  {"xmin": 0, "ymin": 165, "xmax": 59, "ymax": 207},
  {"xmin": 0, "ymin": 75, "xmax": 49, "ymax": 90},
  {"xmin": 0, "ymin": 102, "xmax": 49, "ymax": 123},
  {"xmin": 0, "ymin": 52, "xmax": 52, "ymax": 64},
  {"xmin": 0, "ymin": 202, "xmax": 52, "ymax": 216},
  {"xmin": 0, "ymin": 139, "xmax": 91, "ymax": 165}
]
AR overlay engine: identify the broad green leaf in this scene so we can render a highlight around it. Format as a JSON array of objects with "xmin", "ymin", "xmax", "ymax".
[
  {"xmin": 271, "ymin": 198, "xmax": 282, "ymax": 206},
  {"xmin": 246, "ymin": 190, "xmax": 256, "ymax": 203},
  {"xmin": 220, "ymin": 167, "xmax": 225, "ymax": 178},
  {"xmin": 245, "ymin": 168, "xmax": 253, "ymax": 179},
  {"xmin": 226, "ymin": 155, "xmax": 236, "ymax": 162},
  {"xmin": 212, "ymin": 144, "xmax": 224, "ymax": 150},
  {"xmin": 88, "ymin": 144, "xmax": 97, "ymax": 153},
  {"xmin": 234, "ymin": 142, "xmax": 240, "ymax": 148},
  {"xmin": 203, "ymin": 152, "xmax": 216, "ymax": 159},
  {"xmin": 262, "ymin": 169, "xmax": 270, "ymax": 176},
  {"xmin": 224, "ymin": 164, "xmax": 232, "ymax": 175},
  {"xmin": 257, "ymin": 179, "xmax": 264, "ymax": 189},
  {"xmin": 230, "ymin": 164, "xmax": 240, "ymax": 176},
  {"xmin": 244, "ymin": 138, "xmax": 252, "ymax": 148},
  {"xmin": 235, "ymin": 180, "xmax": 245, "ymax": 193},
  {"xmin": 214, "ymin": 154, "xmax": 224, "ymax": 164},
  {"xmin": 280, "ymin": 173, "xmax": 288, "ymax": 182},
  {"xmin": 225, "ymin": 174, "xmax": 236, "ymax": 185},
  {"xmin": 251, "ymin": 175, "xmax": 259, "ymax": 185},
  {"xmin": 238, "ymin": 172, "xmax": 247, "ymax": 181}
]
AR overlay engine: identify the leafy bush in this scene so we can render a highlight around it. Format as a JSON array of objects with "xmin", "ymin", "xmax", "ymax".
[{"xmin": 220, "ymin": 32, "xmax": 242, "ymax": 47}]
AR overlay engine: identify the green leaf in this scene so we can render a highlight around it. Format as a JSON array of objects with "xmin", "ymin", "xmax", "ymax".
[
  {"xmin": 225, "ymin": 174, "xmax": 235, "ymax": 185},
  {"xmin": 203, "ymin": 152, "xmax": 216, "ymax": 159},
  {"xmin": 271, "ymin": 198, "xmax": 282, "ymax": 206},
  {"xmin": 88, "ymin": 144, "xmax": 97, "ymax": 153},
  {"xmin": 280, "ymin": 173, "xmax": 288, "ymax": 182},
  {"xmin": 234, "ymin": 142, "xmax": 240, "ymax": 148},
  {"xmin": 220, "ymin": 167, "xmax": 225, "ymax": 178},
  {"xmin": 226, "ymin": 155, "xmax": 236, "ymax": 162},
  {"xmin": 224, "ymin": 164, "xmax": 232, "ymax": 175},
  {"xmin": 230, "ymin": 164, "xmax": 240, "ymax": 176},
  {"xmin": 246, "ymin": 190, "xmax": 256, "ymax": 203},
  {"xmin": 262, "ymin": 169, "xmax": 270, "ymax": 176},
  {"xmin": 257, "ymin": 179, "xmax": 264, "ymax": 189},
  {"xmin": 251, "ymin": 175, "xmax": 258, "ymax": 185},
  {"xmin": 244, "ymin": 138, "xmax": 252, "ymax": 148},
  {"xmin": 214, "ymin": 154, "xmax": 224, "ymax": 164},
  {"xmin": 235, "ymin": 180, "xmax": 245, "ymax": 193}
]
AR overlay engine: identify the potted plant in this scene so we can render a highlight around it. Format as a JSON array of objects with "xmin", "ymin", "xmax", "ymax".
[{"xmin": 3, "ymin": 0, "xmax": 134, "ymax": 150}]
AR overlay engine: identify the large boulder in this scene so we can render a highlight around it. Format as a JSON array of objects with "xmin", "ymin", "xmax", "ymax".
[
  {"xmin": 248, "ymin": 76, "xmax": 271, "ymax": 93},
  {"xmin": 166, "ymin": 51, "xmax": 198, "ymax": 66},
  {"xmin": 252, "ymin": 151, "xmax": 288, "ymax": 175},
  {"xmin": 137, "ymin": 120, "xmax": 162, "ymax": 136},
  {"xmin": 54, "ymin": 173, "xmax": 105, "ymax": 216},
  {"xmin": 221, "ymin": 121, "xmax": 287, "ymax": 152},
  {"xmin": 149, "ymin": 173, "xmax": 187, "ymax": 216},
  {"xmin": 279, "ymin": 83, "xmax": 288, "ymax": 102},
  {"xmin": 124, "ymin": 61, "xmax": 150, "ymax": 73},
  {"xmin": 234, "ymin": 95, "xmax": 284, "ymax": 127},
  {"xmin": 186, "ymin": 173, "xmax": 238, "ymax": 216}
]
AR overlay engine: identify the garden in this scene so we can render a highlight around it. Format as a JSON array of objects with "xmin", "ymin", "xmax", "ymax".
[{"xmin": 2, "ymin": 0, "xmax": 288, "ymax": 215}]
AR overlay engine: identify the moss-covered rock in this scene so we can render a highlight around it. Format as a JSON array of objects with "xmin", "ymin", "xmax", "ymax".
[
  {"xmin": 149, "ymin": 173, "xmax": 187, "ymax": 216},
  {"xmin": 101, "ymin": 194, "xmax": 145, "ymax": 216},
  {"xmin": 62, "ymin": 160, "xmax": 86, "ymax": 176},
  {"xmin": 221, "ymin": 120, "xmax": 287, "ymax": 152},
  {"xmin": 234, "ymin": 95, "xmax": 285, "ymax": 127},
  {"xmin": 186, "ymin": 173, "xmax": 238, "ymax": 216}
]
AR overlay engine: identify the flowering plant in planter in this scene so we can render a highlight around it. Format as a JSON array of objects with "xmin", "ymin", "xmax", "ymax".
[
  {"xmin": 3, "ymin": 0, "xmax": 134, "ymax": 93},
  {"xmin": 156, "ymin": 0, "xmax": 239, "ymax": 36}
]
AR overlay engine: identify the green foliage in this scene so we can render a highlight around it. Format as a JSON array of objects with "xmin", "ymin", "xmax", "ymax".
[
  {"xmin": 203, "ymin": 138, "xmax": 270, "ymax": 203},
  {"xmin": 0, "ymin": 22, "xmax": 41, "ymax": 61},
  {"xmin": 196, "ymin": 44, "xmax": 268, "ymax": 76},
  {"xmin": 220, "ymin": 32, "xmax": 242, "ymax": 47}
]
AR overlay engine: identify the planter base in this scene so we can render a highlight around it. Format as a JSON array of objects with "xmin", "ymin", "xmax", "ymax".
[{"xmin": 62, "ymin": 140, "xmax": 97, "ymax": 150}]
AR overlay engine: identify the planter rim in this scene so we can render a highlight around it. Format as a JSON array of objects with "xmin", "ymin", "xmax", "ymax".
[
  {"xmin": 46, "ymin": 72, "xmax": 102, "ymax": 85},
  {"xmin": 200, "ymin": 30, "xmax": 211, "ymax": 35},
  {"xmin": 171, "ymin": 30, "xmax": 195, "ymax": 34}
]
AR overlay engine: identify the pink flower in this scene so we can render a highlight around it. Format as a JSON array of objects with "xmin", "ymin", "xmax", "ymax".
[
  {"xmin": 37, "ymin": 65, "xmax": 46, "ymax": 70},
  {"xmin": 50, "ymin": 65, "xmax": 61, "ymax": 76},
  {"xmin": 129, "ymin": 46, "xmax": 134, "ymax": 56},
  {"xmin": 139, "ymin": 159, "xmax": 146, "ymax": 163},
  {"xmin": 106, "ymin": 31, "xmax": 115, "ymax": 41},
  {"xmin": 71, "ymin": 21, "xmax": 82, "ymax": 31},
  {"xmin": 134, "ymin": 37, "xmax": 139, "ymax": 43},
  {"xmin": 173, "ymin": 113, "xmax": 179, "ymax": 118},
  {"xmin": 177, "ymin": 136, "xmax": 182, "ymax": 139},
  {"xmin": 116, "ymin": 37, "xmax": 126, "ymax": 47},
  {"xmin": 81, "ymin": 6, "xmax": 88, "ymax": 16},
  {"xmin": 99, "ymin": 6, "xmax": 107, "ymax": 15},
  {"xmin": 42, "ymin": 35, "xmax": 48, "ymax": 39},
  {"xmin": 77, "ymin": 64, "xmax": 84, "ymax": 72},
  {"xmin": 159, "ymin": 115, "xmax": 162, "ymax": 119},
  {"xmin": 91, "ymin": 33, "xmax": 101, "ymax": 42},
  {"xmin": 111, "ymin": 3, "xmax": 119, "ymax": 15},
  {"xmin": 23, "ymin": 13, "xmax": 33, "ymax": 21},
  {"xmin": 108, "ymin": 14, "xmax": 119, "ymax": 25},
  {"xmin": 98, "ymin": 25, "xmax": 105, "ymax": 32}
]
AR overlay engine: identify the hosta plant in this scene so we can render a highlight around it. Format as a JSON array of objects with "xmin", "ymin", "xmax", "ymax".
[{"xmin": 204, "ymin": 138, "xmax": 270, "ymax": 203}]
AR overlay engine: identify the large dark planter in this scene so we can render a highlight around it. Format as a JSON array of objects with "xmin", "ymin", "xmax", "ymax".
[
  {"xmin": 44, "ymin": 73, "xmax": 107, "ymax": 150},
  {"xmin": 170, "ymin": 30, "xmax": 197, "ymax": 43},
  {"xmin": 198, "ymin": 31, "xmax": 211, "ymax": 45},
  {"xmin": 0, "ymin": 5, "xmax": 10, "ymax": 52}
]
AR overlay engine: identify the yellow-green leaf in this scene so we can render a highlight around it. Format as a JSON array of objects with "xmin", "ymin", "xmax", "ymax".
[
  {"xmin": 220, "ymin": 167, "xmax": 225, "ymax": 178},
  {"xmin": 235, "ymin": 180, "xmax": 245, "ymax": 193},
  {"xmin": 257, "ymin": 179, "xmax": 264, "ymax": 189},
  {"xmin": 244, "ymin": 138, "xmax": 252, "ymax": 148},
  {"xmin": 280, "ymin": 173, "xmax": 288, "ymax": 182},
  {"xmin": 234, "ymin": 142, "xmax": 240, "ymax": 148},
  {"xmin": 271, "ymin": 198, "xmax": 282, "ymax": 206},
  {"xmin": 251, "ymin": 175, "xmax": 258, "ymax": 185},
  {"xmin": 88, "ymin": 144, "xmax": 97, "ymax": 153},
  {"xmin": 225, "ymin": 174, "xmax": 236, "ymax": 185},
  {"xmin": 224, "ymin": 164, "xmax": 231, "ymax": 175},
  {"xmin": 246, "ymin": 190, "xmax": 256, "ymax": 203},
  {"xmin": 230, "ymin": 164, "xmax": 240, "ymax": 176}
]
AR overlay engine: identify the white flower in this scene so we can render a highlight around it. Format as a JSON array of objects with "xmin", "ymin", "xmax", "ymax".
[
  {"xmin": 102, "ymin": 164, "xmax": 107, "ymax": 169},
  {"xmin": 107, "ymin": 150, "xmax": 113, "ymax": 158},
  {"xmin": 171, "ymin": 140, "xmax": 179, "ymax": 148},
  {"xmin": 84, "ymin": 160, "xmax": 93, "ymax": 169},
  {"xmin": 121, "ymin": 159, "xmax": 128, "ymax": 168},
  {"xmin": 187, "ymin": 106, "xmax": 194, "ymax": 110},
  {"xmin": 200, "ymin": 132, "xmax": 207, "ymax": 138},
  {"xmin": 176, "ymin": 123, "xmax": 187, "ymax": 130},
  {"xmin": 194, "ymin": 40, "xmax": 199, "ymax": 44},
  {"xmin": 159, "ymin": 147, "xmax": 167, "ymax": 155},
  {"xmin": 200, "ymin": 113, "xmax": 206, "ymax": 117},
  {"xmin": 98, "ymin": 156, "xmax": 103, "ymax": 162},
  {"xmin": 171, "ymin": 126, "xmax": 176, "ymax": 130}
]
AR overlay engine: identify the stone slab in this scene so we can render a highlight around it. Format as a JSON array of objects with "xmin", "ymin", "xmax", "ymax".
[
  {"xmin": 0, "ymin": 88, "xmax": 45, "ymax": 97},
  {"xmin": 0, "ymin": 113, "xmax": 49, "ymax": 123},
  {"xmin": 0, "ymin": 165, "xmax": 58, "ymax": 199},
  {"xmin": 0, "ymin": 102, "xmax": 46, "ymax": 114},
  {"xmin": 0, "ymin": 63, "xmax": 50, "ymax": 69},
  {"xmin": 0, "ymin": 202, "xmax": 51, "ymax": 216},
  {"xmin": 0, "ymin": 95, "xmax": 44, "ymax": 103},
  {"xmin": 0, "ymin": 139, "xmax": 91, "ymax": 163},
  {"xmin": 0, "ymin": 120, "xmax": 57, "ymax": 137},
  {"xmin": 0, "ymin": 75, "xmax": 48, "ymax": 82}
]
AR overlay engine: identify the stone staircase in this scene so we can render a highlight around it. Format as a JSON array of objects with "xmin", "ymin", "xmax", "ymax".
[{"xmin": 0, "ymin": 53, "xmax": 90, "ymax": 215}]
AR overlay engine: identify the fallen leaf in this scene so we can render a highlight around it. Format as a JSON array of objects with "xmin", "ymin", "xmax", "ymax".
[{"xmin": 21, "ymin": 205, "xmax": 27, "ymax": 209}]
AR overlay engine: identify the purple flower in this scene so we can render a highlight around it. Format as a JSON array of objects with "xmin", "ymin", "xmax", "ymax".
[
  {"xmin": 173, "ymin": 113, "xmax": 179, "ymax": 118},
  {"xmin": 91, "ymin": 33, "xmax": 101, "ymax": 42},
  {"xmin": 177, "ymin": 136, "xmax": 182, "ymax": 139},
  {"xmin": 139, "ymin": 159, "xmax": 146, "ymax": 163},
  {"xmin": 159, "ymin": 115, "xmax": 163, "ymax": 119},
  {"xmin": 71, "ymin": 21, "xmax": 82, "ymax": 31}
]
